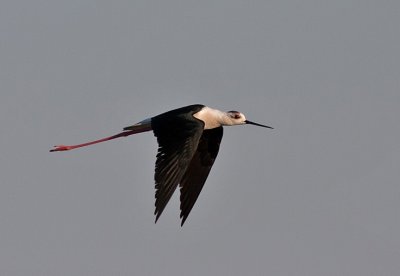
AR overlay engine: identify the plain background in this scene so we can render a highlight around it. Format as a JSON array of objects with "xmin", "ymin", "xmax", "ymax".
[{"xmin": 1, "ymin": 0, "xmax": 400, "ymax": 275}]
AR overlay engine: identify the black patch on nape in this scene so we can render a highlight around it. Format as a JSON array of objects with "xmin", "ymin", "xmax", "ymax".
[{"xmin": 228, "ymin": 111, "xmax": 241, "ymax": 119}]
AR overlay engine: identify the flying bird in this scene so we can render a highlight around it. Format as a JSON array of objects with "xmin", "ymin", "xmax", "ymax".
[{"xmin": 50, "ymin": 104, "xmax": 273, "ymax": 225}]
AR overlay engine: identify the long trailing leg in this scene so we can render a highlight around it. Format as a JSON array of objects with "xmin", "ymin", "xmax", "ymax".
[{"xmin": 50, "ymin": 122, "xmax": 152, "ymax": 152}]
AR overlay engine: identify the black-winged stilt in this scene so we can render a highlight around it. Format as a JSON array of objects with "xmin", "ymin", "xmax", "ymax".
[{"xmin": 50, "ymin": 104, "xmax": 273, "ymax": 225}]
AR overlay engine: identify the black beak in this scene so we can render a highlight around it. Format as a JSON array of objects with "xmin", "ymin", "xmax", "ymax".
[{"xmin": 245, "ymin": 120, "xmax": 273, "ymax": 129}]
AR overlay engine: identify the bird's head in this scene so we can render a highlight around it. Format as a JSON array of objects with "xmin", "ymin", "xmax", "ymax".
[
  {"xmin": 226, "ymin": 111, "xmax": 273, "ymax": 129},
  {"xmin": 226, "ymin": 111, "xmax": 247, "ymax": 125}
]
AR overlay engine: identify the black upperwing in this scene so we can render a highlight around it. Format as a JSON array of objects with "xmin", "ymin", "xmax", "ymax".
[
  {"xmin": 179, "ymin": 126, "xmax": 223, "ymax": 226},
  {"xmin": 151, "ymin": 105, "xmax": 205, "ymax": 223}
]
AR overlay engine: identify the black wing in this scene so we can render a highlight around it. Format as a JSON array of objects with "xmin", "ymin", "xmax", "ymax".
[
  {"xmin": 179, "ymin": 126, "xmax": 223, "ymax": 226},
  {"xmin": 151, "ymin": 105, "xmax": 205, "ymax": 223}
]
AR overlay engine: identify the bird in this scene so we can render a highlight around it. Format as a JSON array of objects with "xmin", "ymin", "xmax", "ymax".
[{"xmin": 50, "ymin": 104, "xmax": 273, "ymax": 225}]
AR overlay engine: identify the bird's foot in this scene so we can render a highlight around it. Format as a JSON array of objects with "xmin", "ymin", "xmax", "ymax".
[{"xmin": 50, "ymin": 145, "xmax": 72, "ymax": 152}]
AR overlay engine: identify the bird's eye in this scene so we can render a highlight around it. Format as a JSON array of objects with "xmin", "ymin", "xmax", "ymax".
[{"xmin": 228, "ymin": 111, "xmax": 241, "ymax": 119}]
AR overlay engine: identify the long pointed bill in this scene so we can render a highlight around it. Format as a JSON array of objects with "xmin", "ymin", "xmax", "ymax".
[
  {"xmin": 245, "ymin": 120, "xmax": 273, "ymax": 129},
  {"xmin": 50, "ymin": 123, "xmax": 152, "ymax": 152}
]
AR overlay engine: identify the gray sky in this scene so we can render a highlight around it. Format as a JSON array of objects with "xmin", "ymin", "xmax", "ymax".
[{"xmin": 1, "ymin": 0, "xmax": 400, "ymax": 275}]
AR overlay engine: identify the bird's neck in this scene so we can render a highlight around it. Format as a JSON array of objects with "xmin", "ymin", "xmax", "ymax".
[{"xmin": 193, "ymin": 107, "xmax": 230, "ymax": 129}]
